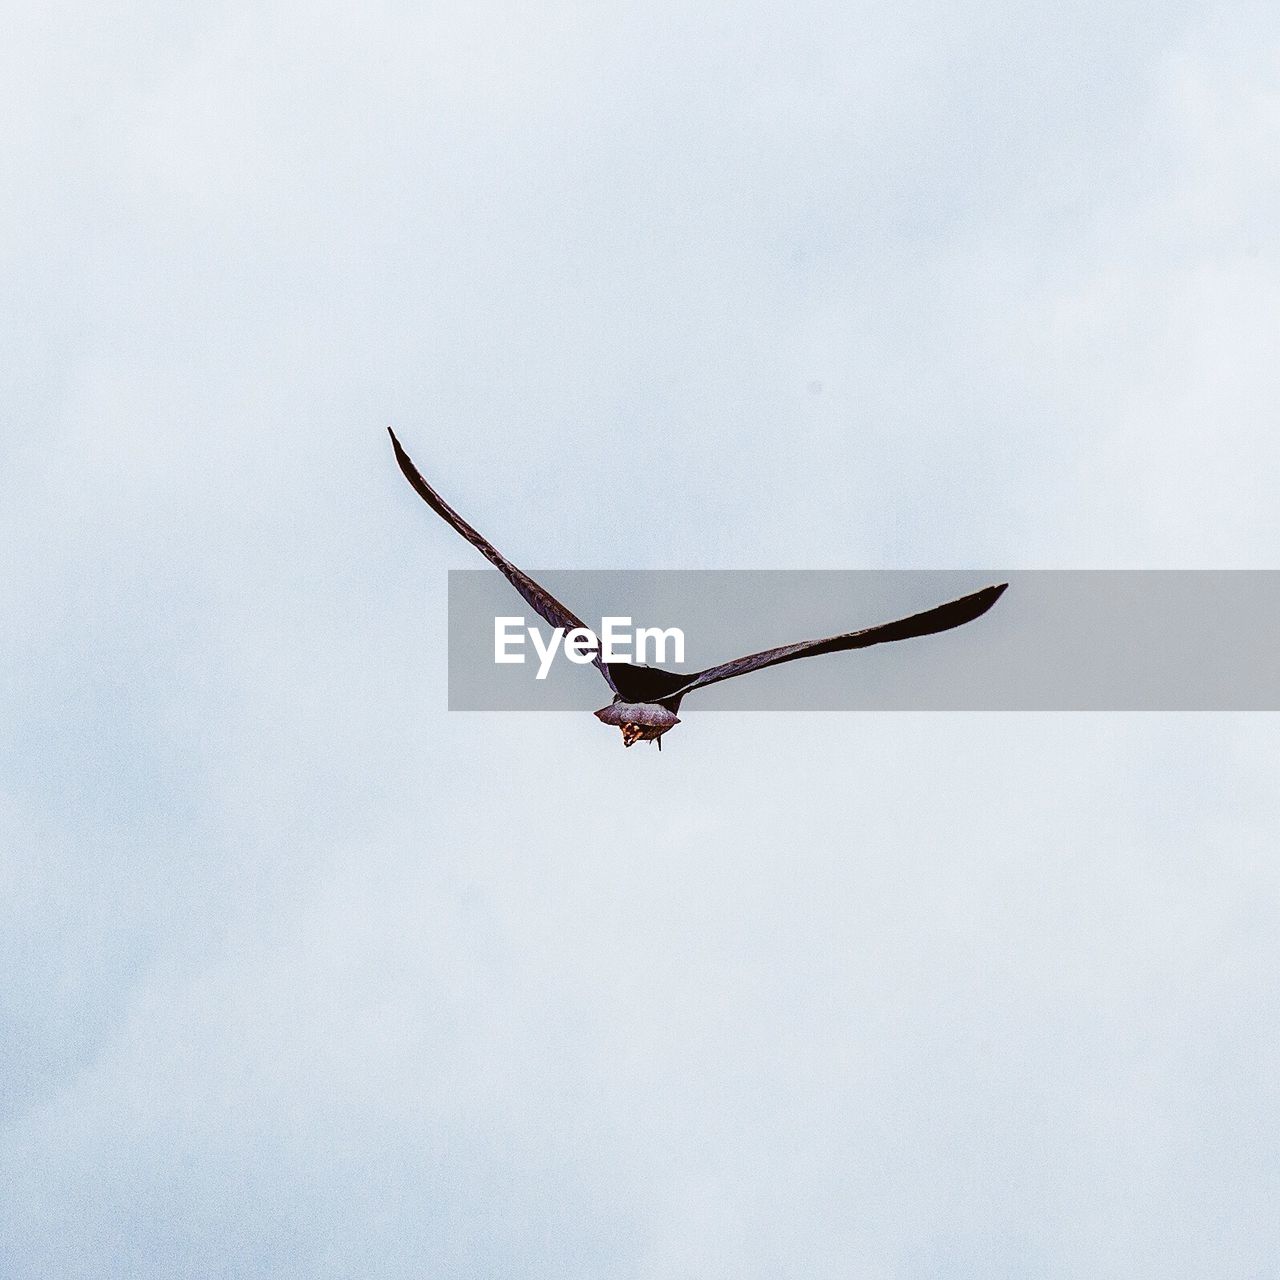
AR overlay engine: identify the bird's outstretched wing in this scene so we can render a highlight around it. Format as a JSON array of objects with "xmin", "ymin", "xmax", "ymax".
[
  {"xmin": 666, "ymin": 583, "xmax": 1007, "ymax": 700},
  {"xmin": 389, "ymin": 429, "xmax": 618, "ymax": 694}
]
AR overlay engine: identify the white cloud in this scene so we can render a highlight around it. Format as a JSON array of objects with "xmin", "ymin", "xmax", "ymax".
[{"xmin": 4, "ymin": 0, "xmax": 1280, "ymax": 1275}]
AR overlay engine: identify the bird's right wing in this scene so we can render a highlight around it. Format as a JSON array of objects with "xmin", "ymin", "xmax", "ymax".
[
  {"xmin": 389, "ymin": 429, "xmax": 618, "ymax": 694},
  {"xmin": 666, "ymin": 583, "xmax": 1008, "ymax": 700}
]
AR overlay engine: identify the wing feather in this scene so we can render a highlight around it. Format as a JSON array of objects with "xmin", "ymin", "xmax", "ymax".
[
  {"xmin": 389, "ymin": 429, "xmax": 617, "ymax": 694},
  {"xmin": 667, "ymin": 583, "xmax": 1008, "ymax": 700}
]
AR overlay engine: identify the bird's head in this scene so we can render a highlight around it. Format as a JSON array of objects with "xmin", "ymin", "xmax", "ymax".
[{"xmin": 594, "ymin": 700, "xmax": 680, "ymax": 749}]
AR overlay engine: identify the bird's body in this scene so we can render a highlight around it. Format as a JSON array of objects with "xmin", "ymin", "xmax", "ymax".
[
  {"xmin": 592, "ymin": 698, "xmax": 681, "ymax": 748},
  {"xmin": 388, "ymin": 429, "xmax": 1007, "ymax": 749}
]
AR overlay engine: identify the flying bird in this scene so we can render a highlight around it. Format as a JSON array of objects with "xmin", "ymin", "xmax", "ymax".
[{"xmin": 389, "ymin": 429, "xmax": 1007, "ymax": 749}]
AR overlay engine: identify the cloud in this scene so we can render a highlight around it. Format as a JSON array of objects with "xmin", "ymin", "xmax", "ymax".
[{"xmin": 3, "ymin": 0, "xmax": 1279, "ymax": 1275}]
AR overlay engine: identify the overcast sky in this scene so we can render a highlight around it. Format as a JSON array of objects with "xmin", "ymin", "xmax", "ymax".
[{"xmin": 3, "ymin": 0, "xmax": 1280, "ymax": 1275}]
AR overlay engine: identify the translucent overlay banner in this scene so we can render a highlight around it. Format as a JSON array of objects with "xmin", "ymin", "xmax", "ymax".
[{"xmin": 446, "ymin": 571, "xmax": 1280, "ymax": 711}]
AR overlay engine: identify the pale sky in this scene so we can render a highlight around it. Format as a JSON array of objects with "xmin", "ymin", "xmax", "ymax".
[{"xmin": 3, "ymin": 0, "xmax": 1280, "ymax": 1275}]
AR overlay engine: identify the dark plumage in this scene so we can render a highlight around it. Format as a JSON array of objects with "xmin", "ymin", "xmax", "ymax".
[{"xmin": 389, "ymin": 429, "xmax": 1007, "ymax": 748}]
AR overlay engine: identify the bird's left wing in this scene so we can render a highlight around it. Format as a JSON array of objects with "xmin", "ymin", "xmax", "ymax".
[
  {"xmin": 389, "ymin": 429, "xmax": 618, "ymax": 694},
  {"xmin": 666, "ymin": 583, "xmax": 1007, "ymax": 700}
]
